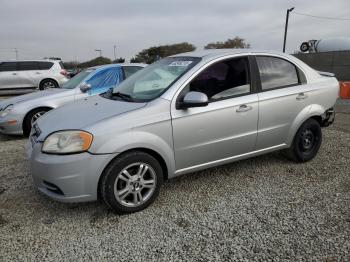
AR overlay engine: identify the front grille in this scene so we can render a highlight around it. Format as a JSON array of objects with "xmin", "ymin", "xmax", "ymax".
[{"xmin": 43, "ymin": 180, "xmax": 64, "ymax": 195}]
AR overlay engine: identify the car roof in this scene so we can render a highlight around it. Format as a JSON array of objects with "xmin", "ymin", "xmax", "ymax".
[
  {"xmin": 0, "ymin": 59, "xmax": 61, "ymax": 63},
  {"xmin": 87, "ymin": 63, "xmax": 147, "ymax": 70},
  {"xmin": 172, "ymin": 48, "xmax": 290, "ymax": 61}
]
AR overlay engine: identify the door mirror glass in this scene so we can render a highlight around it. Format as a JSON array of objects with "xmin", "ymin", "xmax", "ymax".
[
  {"xmin": 80, "ymin": 82, "xmax": 92, "ymax": 93},
  {"xmin": 179, "ymin": 91, "xmax": 208, "ymax": 109}
]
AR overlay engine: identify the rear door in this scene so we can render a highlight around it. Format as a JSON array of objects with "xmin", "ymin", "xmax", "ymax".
[
  {"xmin": 254, "ymin": 55, "xmax": 310, "ymax": 149},
  {"xmin": 17, "ymin": 61, "xmax": 40, "ymax": 88},
  {"xmin": 0, "ymin": 62, "xmax": 19, "ymax": 89}
]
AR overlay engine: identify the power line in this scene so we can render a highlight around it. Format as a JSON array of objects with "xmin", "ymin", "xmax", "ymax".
[{"xmin": 293, "ymin": 11, "xmax": 350, "ymax": 21}]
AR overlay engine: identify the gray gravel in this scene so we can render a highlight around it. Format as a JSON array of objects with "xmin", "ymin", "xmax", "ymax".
[{"xmin": 0, "ymin": 111, "xmax": 350, "ymax": 261}]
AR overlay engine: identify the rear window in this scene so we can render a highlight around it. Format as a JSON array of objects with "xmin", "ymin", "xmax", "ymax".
[
  {"xmin": 256, "ymin": 56, "xmax": 299, "ymax": 90},
  {"xmin": 39, "ymin": 62, "xmax": 54, "ymax": 70},
  {"xmin": 59, "ymin": 61, "xmax": 64, "ymax": 69},
  {"xmin": 18, "ymin": 61, "xmax": 40, "ymax": 71},
  {"xmin": 0, "ymin": 62, "xmax": 16, "ymax": 72}
]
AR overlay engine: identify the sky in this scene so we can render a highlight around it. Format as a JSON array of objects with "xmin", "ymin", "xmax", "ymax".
[{"xmin": 0, "ymin": 0, "xmax": 349, "ymax": 62}]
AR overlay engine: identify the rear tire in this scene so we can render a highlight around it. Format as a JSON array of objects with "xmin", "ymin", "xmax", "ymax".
[
  {"xmin": 23, "ymin": 108, "xmax": 50, "ymax": 136},
  {"xmin": 39, "ymin": 79, "xmax": 58, "ymax": 90},
  {"xmin": 285, "ymin": 118, "xmax": 322, "ymax": 162},
  {"xmin": 100, "ymin": 151, "xmax": 163, "ymax": 214}
]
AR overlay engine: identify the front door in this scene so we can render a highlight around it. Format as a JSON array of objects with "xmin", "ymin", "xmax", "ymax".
[{"xmin": 171, "ymin": 56, "xmax": 259, "ymax": 171}]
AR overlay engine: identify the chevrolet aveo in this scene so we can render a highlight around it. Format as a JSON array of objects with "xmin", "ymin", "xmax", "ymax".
[{"xmin": 27, "ymin": 49, "xmax": 338, "ymax": 214}]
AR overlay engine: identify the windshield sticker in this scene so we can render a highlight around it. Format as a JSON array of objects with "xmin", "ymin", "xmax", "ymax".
[{"xmin": 169, "ymin": 61, "xmax": 193, "ymax": 67}]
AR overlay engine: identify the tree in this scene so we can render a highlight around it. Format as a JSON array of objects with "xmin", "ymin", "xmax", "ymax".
[
  {"xmin": 204, "ymin": 37, "xmax": 250, "ymax": 49},
  {"xmin": 77, "ymin": 56, "xmax": 112, "ymax": 68},
  {"xmin": 132, "ymin": 42, "xmax": 196, "ymax": 64},
  {"xmin": 113, "ymin": 57, "xmax": 125, "ymax": 63}
]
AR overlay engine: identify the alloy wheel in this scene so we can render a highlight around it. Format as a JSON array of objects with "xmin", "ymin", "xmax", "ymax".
[
  {"xmin": 42, "ymin": 81, "xmax": 56, "ymax": 89},
  {"xmin": 31, "ymin": 111, "xmax": 46, "ymax": 125},
  {"xmin": 114, "ymin": 162, "xmax": 157, "ymax": 207}
]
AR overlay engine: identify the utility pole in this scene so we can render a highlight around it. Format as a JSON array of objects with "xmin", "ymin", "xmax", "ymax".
[
  {"xmin": 113, "ymin": 44, "xmax": 117, "ymax": 61},
  {"xmin": 95, "ymin": 49, "xmax": 102, "ymax": 57},
  {"xmin": 14, "ymin": 48, "xmax": 18, "ymax": 60},
  {"xmin": 283, "ymin": 7, "xmax": 294, "ymax": 53}
]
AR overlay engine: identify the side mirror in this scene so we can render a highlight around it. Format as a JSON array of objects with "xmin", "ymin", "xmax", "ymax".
[
  {"xmin": 178, "ymin": 91, "xmax": 209, "ymax": 109},
  {"xmin": 80, "ymin": 83, "xmax": 92, "ymax": 93}
]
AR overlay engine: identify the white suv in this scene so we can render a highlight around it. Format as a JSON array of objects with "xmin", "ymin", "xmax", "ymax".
[{"xmin": 0, "ymin": 60, "xmax": 69, "ymax": 91}]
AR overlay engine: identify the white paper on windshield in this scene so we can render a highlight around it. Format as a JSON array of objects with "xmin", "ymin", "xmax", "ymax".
[{"xmin": 169, "ymin": 61, "xmax": 193, "ymax": 67}]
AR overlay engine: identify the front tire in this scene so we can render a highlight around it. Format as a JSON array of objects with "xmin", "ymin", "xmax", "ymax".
[
  {"xmin": 100, "ymin": 151, "xmax": 163, "ymax": 214},
  {"xmin": 285, "ymin": 118, "xmax": 322, "ymax": 162}
]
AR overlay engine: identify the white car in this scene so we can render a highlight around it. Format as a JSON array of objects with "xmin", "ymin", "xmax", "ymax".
[{"xmin": 0, "ymin": 60, "xmax": 69, "ymax": 91}]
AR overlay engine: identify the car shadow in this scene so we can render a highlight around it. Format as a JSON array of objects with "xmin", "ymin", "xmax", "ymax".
[{"xmin": 0, "ymin": 133, "xmax": 26, "ymax": 141}]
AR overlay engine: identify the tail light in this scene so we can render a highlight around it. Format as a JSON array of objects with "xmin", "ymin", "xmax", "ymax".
[{"xmin": 60, "ymin": 70, "xmax": 68, "ymax": 77}]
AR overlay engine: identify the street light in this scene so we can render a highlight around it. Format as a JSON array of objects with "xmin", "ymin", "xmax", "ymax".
[
  {"xmin": 283, "ymin": 7, "xmax": 295, "ymax": 53},
  {"xmin": 95, "ymin": 49, "xmax": 102, "ymax": 57},
  {"xmin": 113, "ymin": 44, "xmax": 117, "ymax": 61}
]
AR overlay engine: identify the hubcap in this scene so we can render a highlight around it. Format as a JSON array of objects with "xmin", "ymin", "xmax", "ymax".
[
  {"xmin": 114, "ymin": 163, "xmax": 156, "ymax": 207},
  {"xmin": 31, "ymin": 111, "xmax": 46, "ymax": 125},
  {"xmin": 300, "ymin": 129, "xmax": 315, "ymax": 151}
]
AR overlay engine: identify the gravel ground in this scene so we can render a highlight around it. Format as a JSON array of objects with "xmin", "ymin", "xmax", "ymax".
[{"xmin": 0, "ymin": 99, "xmax": 349, "ymax": 261}]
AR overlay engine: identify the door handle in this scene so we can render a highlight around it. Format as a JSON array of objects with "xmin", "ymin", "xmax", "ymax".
[
  {"xmin": 236, "ymin": 104, "xmax": 252, "ymax": 113},
  {"xmin": 35, "ymin": 72, "xmax": 41, "ymax": 74},
  {"xmin": 296, "ymin": 93, "xmax": 308, "ymax": 100},
  {"xmin": 12, "ymin": 73, "xmax": 17, "ymax": 75}
]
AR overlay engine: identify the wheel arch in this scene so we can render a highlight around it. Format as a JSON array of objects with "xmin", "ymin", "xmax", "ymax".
[
  {"xmin": 96, "ymin": 147, "xmax": 170, "ymax": 201},
  {"xmin": 287, "ymin": 104, "xmax": 326, "ymax": 146},
  {"xmin": 22, "ymin": 106, "xmax": 54, "ymax": 132}
]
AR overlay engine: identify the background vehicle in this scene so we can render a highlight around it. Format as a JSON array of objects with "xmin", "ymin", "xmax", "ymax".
[
  {"xmin": 0, "ymin": 63, "xmax": 146, "ymax": 136},
  {"xmin": 28, "ymin": 50, "xmax": 338, "ymax": 214},
  {"xmin": 0, "ymin": 60, "xmax": 69, "ymax": 91},
  {"xmin": 67, "ymin": 68, "xmax": 82, "ymax": 78}
]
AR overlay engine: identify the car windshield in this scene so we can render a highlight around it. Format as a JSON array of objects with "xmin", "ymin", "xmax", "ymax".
[
  {"xmin": 112, "ymin": 57, "xmax": 200, "ymax": 102},
  {"xmin": 61, "ymin": 69, "xmax": 94, "ymax": 89}
]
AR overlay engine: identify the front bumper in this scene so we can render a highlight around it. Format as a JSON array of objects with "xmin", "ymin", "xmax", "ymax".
[
  {"xmin": 0, "ymin": 115, "xmax": 23, "ymax": 135},
  {"xmin": 28, "ymin": 141, "xmax": 118, "ymax": 203}
]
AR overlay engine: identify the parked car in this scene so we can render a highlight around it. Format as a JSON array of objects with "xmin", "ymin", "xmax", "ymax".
[
  {"xmin": 27, "ymin": 49, "xmax": 338, "ymax": 214},
  {"xmin": 0, "ymin": 63, "xmax": 146, "ymax": 136},
  {"xmin": 67, "ymin": 68, "xmax": 82, "ymax": 78},
  {"xmin": 0, "ymin": 60, "xmax": 69, "ymax": 91}
]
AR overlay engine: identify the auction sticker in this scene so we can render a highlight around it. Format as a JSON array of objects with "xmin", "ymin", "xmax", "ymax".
[{"xmin": 169, "ymin": 61, "xmax": 193, "ymax": 67}]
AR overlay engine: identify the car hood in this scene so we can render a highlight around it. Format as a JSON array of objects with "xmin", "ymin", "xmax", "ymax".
[
  {"xmin": 36, "ymin": 95, "xmax": 146, "ymax": 140},
  {"xmin": 0, "ymin": 89, "xmax": 70, "ymax": 107}
]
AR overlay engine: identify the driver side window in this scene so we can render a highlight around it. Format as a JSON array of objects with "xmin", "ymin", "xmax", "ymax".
[{"xmin": 184, "ymin": 57, "xmax": 251, "ymax": 101}]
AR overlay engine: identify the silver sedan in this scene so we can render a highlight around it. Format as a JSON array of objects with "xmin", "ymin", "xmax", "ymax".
[{"xmin": 28, "ymin": 49, "xmax": 338, "ymax": 214}]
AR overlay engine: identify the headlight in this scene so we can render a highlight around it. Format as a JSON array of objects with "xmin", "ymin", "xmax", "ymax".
[
  {"xmin": 0, "ymin": 104, "xmax": 14, "ymax": 118},
  {"xmin": 42, "ymin": 130, "xmax": 93, "ymax": 154}
]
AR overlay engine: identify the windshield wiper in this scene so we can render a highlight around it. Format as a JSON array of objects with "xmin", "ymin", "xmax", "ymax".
[{"xmin": 113, "ymin": 92, "xmax": 134, "ymax": 101}]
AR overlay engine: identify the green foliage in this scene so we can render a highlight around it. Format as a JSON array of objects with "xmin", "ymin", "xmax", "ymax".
[
  {"xmin": 113, "ymin": 57, "xmax": 126, "ymax": 63},
  {"xmin": 77, "ymin": 56, "xmax": 112, "ymax": 68},
  {"xmin": 131, "ymin": 42, "xmax": 196, "ymax": 64},
  {"xmin": 205, "ymin": 37, "xmax": 250, "ymax": 49}
]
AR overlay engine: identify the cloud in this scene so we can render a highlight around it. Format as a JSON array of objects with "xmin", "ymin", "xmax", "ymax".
[{"xmin": 0, "ymin": 0, "xmax": 349, "ymax": 61}]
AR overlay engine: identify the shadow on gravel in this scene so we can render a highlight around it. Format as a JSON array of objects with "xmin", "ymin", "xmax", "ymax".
[{"xmin": 0, "ymin": 134, "xmax": 25, "ymax": 141}]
